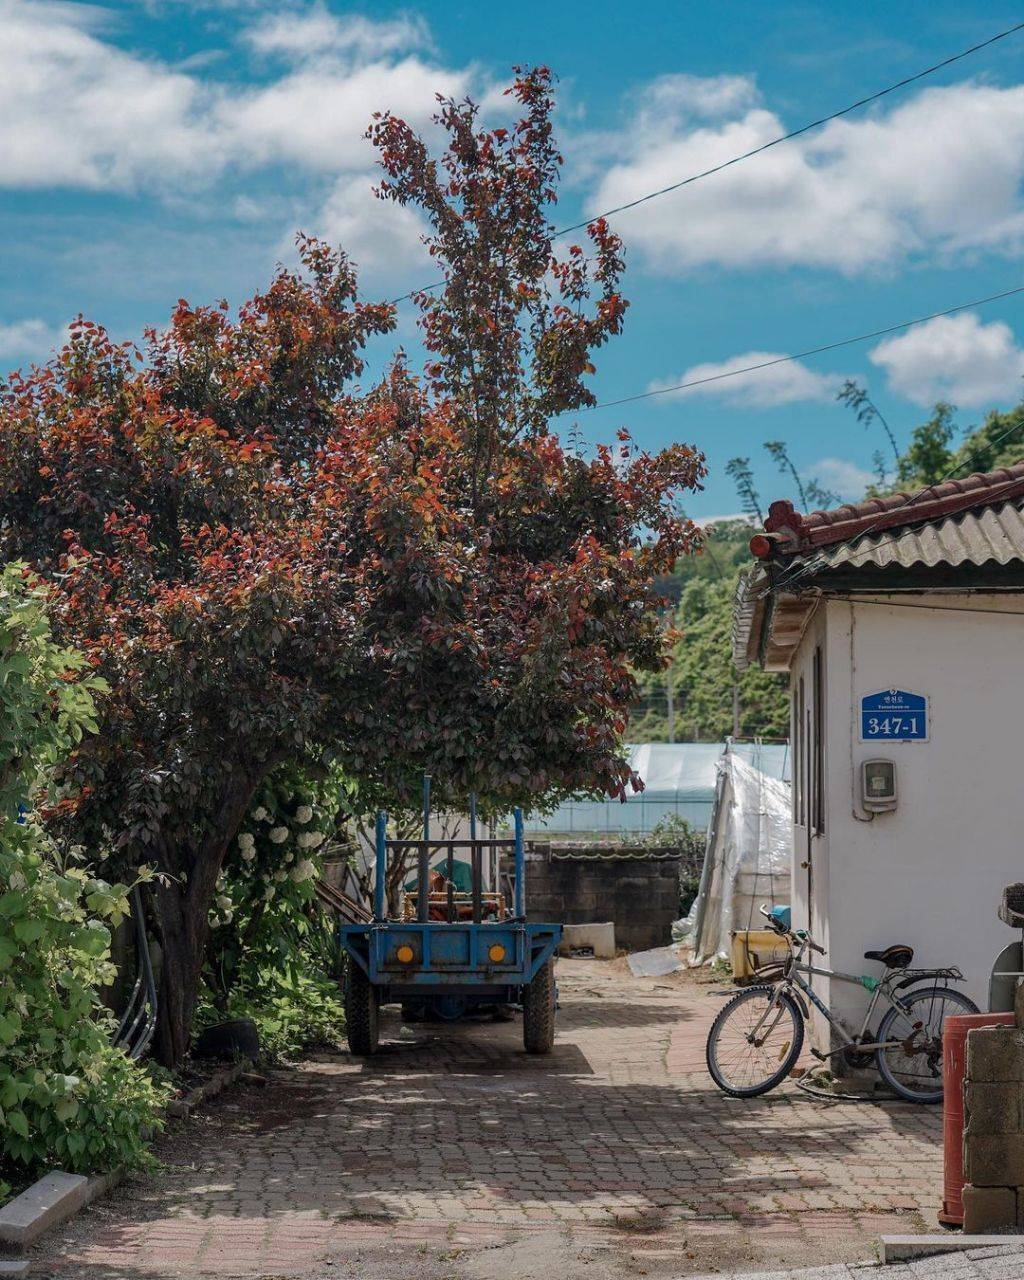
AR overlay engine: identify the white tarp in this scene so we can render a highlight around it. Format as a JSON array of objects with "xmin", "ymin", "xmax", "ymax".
[{"xmin": 679, "ymin": 745, "xmax": 792, "ymax": 963}]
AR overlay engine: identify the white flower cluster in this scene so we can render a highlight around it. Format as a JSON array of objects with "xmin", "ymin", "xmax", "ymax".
[
  {"xmin": 237, "ymin": 831, "xmax": 256, "ymax": 862},
  {"xmin": 296, "ymin": 830, "xmax": 325, "ymax": 850}
]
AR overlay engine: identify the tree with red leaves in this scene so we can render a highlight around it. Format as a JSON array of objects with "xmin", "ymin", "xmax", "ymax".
[{"xmin": 0, "ymin": 68, "xmax": 704, "ymax": 1067}]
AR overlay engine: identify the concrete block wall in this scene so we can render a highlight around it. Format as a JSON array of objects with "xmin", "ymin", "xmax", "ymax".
[
  {"xmin": 518, "ymin": 845, "xmax": 682, "ymax": 952},
  {"xmin": 962, "ymin": 1016, "xmax": 1024, "ymax": 1233}
]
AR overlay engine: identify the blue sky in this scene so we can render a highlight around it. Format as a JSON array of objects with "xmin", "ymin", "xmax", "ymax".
[{"xmin": 3, "ymin": 0, "xmax": 1024, "ymax": 517}]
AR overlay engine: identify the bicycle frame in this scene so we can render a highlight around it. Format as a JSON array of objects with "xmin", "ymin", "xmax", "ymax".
[{"xmin": 752, "ymin": 932, "xmax": 960, "ymax": 1059}]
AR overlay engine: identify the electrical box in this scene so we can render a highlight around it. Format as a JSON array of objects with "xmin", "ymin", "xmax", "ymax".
[{"xmin": 861, "ymin": 759, "xmax": 897, "ymax": 813}]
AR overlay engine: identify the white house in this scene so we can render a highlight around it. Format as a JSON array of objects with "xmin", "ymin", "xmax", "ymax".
[{"xmin": 733, "ymin": 461, "xmax": 1024, "ymax": 1047}]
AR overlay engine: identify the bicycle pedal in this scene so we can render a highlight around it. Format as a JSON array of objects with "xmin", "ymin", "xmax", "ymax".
[{"xmin": 810, "ymin": 1048, "xmax": 828, "ymax": 1061}]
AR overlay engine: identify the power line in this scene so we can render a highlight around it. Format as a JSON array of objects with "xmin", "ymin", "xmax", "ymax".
[
  {"xmin": 556, "ymin": 20, "xmax": 1024, "ymax": 236},
  {"xmin": 578, "ymin": 284, "xmax": 1024, "ymax": 413},
  {"xmin": 387, "ymin": 19, "xmax": 1024, "ymax": 306}
]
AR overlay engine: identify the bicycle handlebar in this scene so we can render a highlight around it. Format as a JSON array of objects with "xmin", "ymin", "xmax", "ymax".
[{"xmin": 758, "ymin": 904, "xmax": 826, "ymax": 954}]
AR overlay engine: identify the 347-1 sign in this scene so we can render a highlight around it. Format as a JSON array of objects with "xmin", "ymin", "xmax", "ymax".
[{"xmin": 860, "ymin": 690, "xmax": 928, "ymax": 742}]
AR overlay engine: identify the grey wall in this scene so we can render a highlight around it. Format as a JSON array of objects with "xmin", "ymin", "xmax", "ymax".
[{"xmin": 521, "ymin": 846, "xmax": 681, "ymax": 952}]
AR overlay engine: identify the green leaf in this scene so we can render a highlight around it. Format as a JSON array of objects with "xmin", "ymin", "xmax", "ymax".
[{"xmin": 8, "ymin": 1110, "xmax": 29, "ymax": 1139}]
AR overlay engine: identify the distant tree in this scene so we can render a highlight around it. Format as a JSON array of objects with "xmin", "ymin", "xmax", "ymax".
[
  {"xmin": 836, "ymin": 379, "xmax": 901, "ymax": 476},
  {"xmin": 725, "ymin": 457, "xmax": 763, "ymax": 522},
  {"xmin": 892, "ymin": 402, "xmax": 957, "ymax": 489},
  {"xmin": 763, "ymin": 441, "xmax": 839, "ymax": 511},
  {"xmin": 630, "ymin": 575, "xmax": 788, "ymax": 743}
]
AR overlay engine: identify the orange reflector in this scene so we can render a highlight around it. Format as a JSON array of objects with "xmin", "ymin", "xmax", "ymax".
[
  {"xmin": 396, "ymin": 945, "xmax": 415, "ymax": 964},
  {"xmin": 488, "ymin": 944, "xmax": 507, "ymax": 963}
]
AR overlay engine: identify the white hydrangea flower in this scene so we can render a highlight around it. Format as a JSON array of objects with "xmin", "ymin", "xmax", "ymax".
[
  {"xmin": 238, "ymin": 832, "xmax": 255, "ymax": 850},
  {"xmin": 263, "ymin": 886, "xmax": 276, "ymax": 901},
  {"xmin": 217, "ymin": 894, "xmax": 232, "ymax": 910},
  {"xmin": 295, "ymin": 805, "xmax": 313, "ymax": 825},
  {"xmin": 240, "ymin": 847, "xmax": 256, "ymax": 862},
  {"xmin": 290, "ymin": 858, "xmax": 316, "ymax": 883},
  {"xmin": 269, "ymin": 826, "xmax": 289, "ymax": 844},
  {"xmin": 273, "ymin": 869, "xmax": 286, "ymax": 882},
  {"xmin": 284, "ymin": 850, "xmax": 295, "ymax": 864},
  {"xmin": 252, "ymin": 807, "xmax": 269, "ymax": 823},
  {"xmin": 297, "ymin": 830, "xmax": 326, "ymax": 850}
]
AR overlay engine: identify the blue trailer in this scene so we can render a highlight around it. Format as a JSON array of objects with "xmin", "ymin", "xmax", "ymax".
[{"xmin": 338, "ymin": 785, "xmax": 562, "ymax": 1055}]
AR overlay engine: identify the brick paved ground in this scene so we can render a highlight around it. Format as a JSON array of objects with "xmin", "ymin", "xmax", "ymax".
[{"xmin": 39, "ymin": 959, "xmax": 948, "ymax": 1279}]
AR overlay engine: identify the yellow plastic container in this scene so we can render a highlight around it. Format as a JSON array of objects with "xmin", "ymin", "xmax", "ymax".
[{"xmin": 729, "ymin": 929, "xmax": 790, "ymax": 980}]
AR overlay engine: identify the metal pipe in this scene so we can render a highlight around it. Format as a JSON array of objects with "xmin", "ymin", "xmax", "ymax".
[
  {"xmin": 470, "ymin": 793, "xmax": 482, "ymax": 924},
  {"xmin": 447, "ymin": 841, "xmax": 455, "ymax": 923},
  {"xmin": 418, "ymin": 776, "xmax": 431, "ymax": 924},
  {"xmin": 374, "ymin": 810, "xmax": 387, "ymax": 921},
  {"xmin": 514, "ymin": 807, "xmax": 525, "ymax": 919}
]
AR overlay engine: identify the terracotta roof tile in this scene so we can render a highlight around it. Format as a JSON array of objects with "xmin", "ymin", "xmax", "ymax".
[{"xmin": 762, "ymin": 459, "xmax": 1024, "ymax": 552}]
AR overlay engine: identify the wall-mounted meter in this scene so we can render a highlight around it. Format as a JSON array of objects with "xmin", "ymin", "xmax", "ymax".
[{"xmin": 861, "ymin": 759, "xmax": 897, "ymax": 813}]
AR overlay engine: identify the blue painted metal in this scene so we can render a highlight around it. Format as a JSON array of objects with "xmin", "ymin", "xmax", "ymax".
[
  {"xmin": 341, "ymin": 779, "xmax": 561, "ymax": 1024},
  {"xmin": 338, "ymin": 920, "xmax": 561, "ymax": 990},
  {"xmin": 513, "ymin": 807, "xmax": 525, "ymax": 919},
  {"xmin": 373, "ymin": 810, "xmax": 387, "ymax": 921}
]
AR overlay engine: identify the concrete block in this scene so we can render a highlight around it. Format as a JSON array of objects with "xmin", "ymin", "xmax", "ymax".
[
  {"xmin": 882, "ymin": 1235, "xmax": 1024, "ymax": 1261},
  {"xmin": 964, "ymin": 1135, "xmax": 1024, "ymax": 1187},
  {"xmin": 0, "ymin": 1262, "xmax": 32, "ymax": 1277},
  {"xmin": 967, "ymin": 1026, "xmax": 1024, "ymax": 1082},
  {"xmin": 558, "ymin": 922, "xmax": 615, "ymax": 959},
  {"xmin": 965, "ymin": 1082, "xmax": 1023, "ymax": 1136},
  {"xmin": 963, "ymin": 1184, "xmax": 1018, "ymax": 1233},
  {"xmin": 0, "ymin": 1172, "xmax": 88, "ymax": 1249}
]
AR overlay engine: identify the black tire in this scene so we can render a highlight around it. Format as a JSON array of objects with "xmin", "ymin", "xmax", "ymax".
[
  {"xmin": 706, "ymin": 985, "xmax": 804, "ymax": 1098},
  {"xmin": 523, "ymin": 957, "xmax": 556, "ymax": 1054},
  {"xmin": 875, "ymin": 985, "xmax": 979, "ymax": 1104},
  {"xmin": 345, "ymin": 962, "xmax": 380, "ymax": 1056}
]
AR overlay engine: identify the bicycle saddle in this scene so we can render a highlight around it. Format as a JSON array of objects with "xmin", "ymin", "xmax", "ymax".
[{"xmin": 864, "ymin": 944, "xmax": 914, "ymax": 968}]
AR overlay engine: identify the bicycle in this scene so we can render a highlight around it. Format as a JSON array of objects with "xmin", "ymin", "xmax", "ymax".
[{"xmin": 705, "ymin": 905, "xmax": 979, "ymax": 1103}]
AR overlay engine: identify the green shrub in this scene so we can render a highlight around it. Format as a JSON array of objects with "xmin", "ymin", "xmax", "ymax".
[
  {"xmin": 0, "ymin": 565, "xmax": 169, "ymax": 1185},
  {"xmin": 200, "ymin": 762, "xmax": 348, "ymax": 1061}
]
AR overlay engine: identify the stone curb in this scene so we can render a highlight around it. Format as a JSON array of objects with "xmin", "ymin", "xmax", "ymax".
[
  {"xmin": 881, "ymin": 1233, "xmax": 1024, "ymax": 1261},
  {"xmin": 165, "ymin": 1058, "xmax": 252, "ymax": 1120},
  {"xmin": 0, "ymin": 1168, "xmax": 122, "ymax": 1260}
]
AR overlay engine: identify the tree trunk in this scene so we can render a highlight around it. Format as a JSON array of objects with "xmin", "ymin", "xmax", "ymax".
[{"xmin": 151, "ymin": 770, "xmax": 263, "ymax": 1069}]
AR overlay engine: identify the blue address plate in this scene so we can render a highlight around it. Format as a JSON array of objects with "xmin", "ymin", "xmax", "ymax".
[{"xmin": 860, "ymin": 689, "xmax": 928, "ymax": 741}]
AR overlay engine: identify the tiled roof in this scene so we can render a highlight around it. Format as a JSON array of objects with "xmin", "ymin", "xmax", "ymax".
[
  {"xmin": 794, "ymin": 498, "xmax": 1024, "ymax": 574},
  {"xmin": 763, "ymin": 460, "xmax": 1024, "ymax": 552}
]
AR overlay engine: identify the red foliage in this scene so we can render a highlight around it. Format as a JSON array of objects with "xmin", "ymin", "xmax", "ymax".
[{"xmin": 0, "ymin": 69, "xmax": 704, "ymax": 1065}]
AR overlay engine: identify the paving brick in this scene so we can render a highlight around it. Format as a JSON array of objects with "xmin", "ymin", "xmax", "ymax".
[{"xmin": 37, "ymin": 960, "xmax": 945, "ymax": 1278}]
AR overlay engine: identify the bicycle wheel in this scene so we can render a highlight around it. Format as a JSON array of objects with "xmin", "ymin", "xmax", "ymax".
[
  {"xmin": 706, "ymin": 985, "xmax": 804, "ymax": 1098},
  {"xmin": 875, "ymin": 986, "xmax": 980, "ymax": 1104}
]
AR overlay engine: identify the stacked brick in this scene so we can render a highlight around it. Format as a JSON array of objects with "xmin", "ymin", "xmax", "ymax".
[{"xmin": 962, "ymin": 1005, "xmax": 1024, "ymax": 1233}]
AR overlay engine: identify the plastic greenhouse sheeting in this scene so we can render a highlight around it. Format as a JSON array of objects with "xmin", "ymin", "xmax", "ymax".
[
  {"xmin": 680, "ymin": 744, "xmax": 792, "ymax": 964},
  {"xmin": 523, "ymin": 741, "xmax": 790, "ymax": 836}
]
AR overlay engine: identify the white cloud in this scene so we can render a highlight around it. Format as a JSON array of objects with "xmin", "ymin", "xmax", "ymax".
[
  {"xmin": 0, "ymin": 318, "xmax": 66, "ymax": 363},
  {"xmin": 869, "ymin": 313, "xmax": 1024, "ymax": 408},
  {"xmin": 244, "ymin": 8, "xmax": 431, "ymax": 62},
  {"xmin": 647, "ymin": 352, "xmax": 841, "ymax": 407},
  {"xmin": 586, "ymin": 75, "xmax": 1024, "ymax": 275},
  {"xmin": 0, "ymin": 0, "xmax": 475, "ymax": 188},
  {"xmin": 809, "ymin": 457, "xmax": 875, "ymax": 499},
  {"xmin": 305, "ymin": 173, "xmax": 428, "ymax": 277}
]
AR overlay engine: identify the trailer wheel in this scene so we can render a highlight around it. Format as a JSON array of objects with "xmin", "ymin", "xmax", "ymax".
[
  {"xmin": 345, "ymin": 962, "xmax": 380, "ymax": 1056},
  {"xmin": 523, "ymin": 957, "xmax": 556, "ymax": 1054}
]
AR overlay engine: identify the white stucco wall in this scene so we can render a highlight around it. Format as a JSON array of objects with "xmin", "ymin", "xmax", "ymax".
[{"xmin": 791, "ymin": 593, "xmax": 1024, "ymax": 1046}]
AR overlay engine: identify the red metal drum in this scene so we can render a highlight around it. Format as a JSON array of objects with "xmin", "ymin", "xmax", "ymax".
[{"xmin": 940, "ymin": 1011, "xmax": 1015, "ymax": 1226}]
